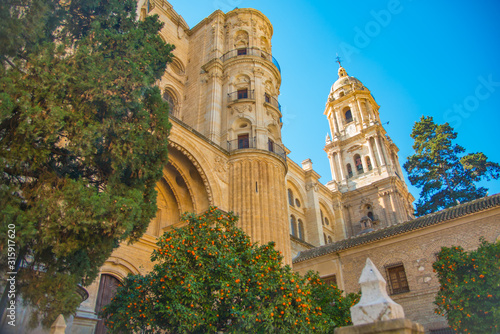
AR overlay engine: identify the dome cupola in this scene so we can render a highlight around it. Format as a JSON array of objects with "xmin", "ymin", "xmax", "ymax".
[{"xmin": 329, "ymin": 65, "xmax": 367, "ymax": 101}]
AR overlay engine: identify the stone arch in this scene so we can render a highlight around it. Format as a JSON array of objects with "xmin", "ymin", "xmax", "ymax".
[
  {"xmin": 144, "ymin": 144, "xmax": 213, "ymax": 236},
  {"xmin": 169, "ymin": 159, "xmax": 198, "ymax": 212},
  {"xmin": 234, "ymin": 30, "xmax": 249, "ymax": 48},
  {"xmin": 319, "ymin": 201, "xmax": 334, "ymax": 227},
  {"xmin": 286, "ymin": 176, "xmax": 307, "ymax": 210},
  {"xmin": 145, "ymin": 178, "xmax": 180, "ymax": 236},
  {"xmin": 168, "ymin": 140, "xmax": 214, "ymax": 207},
  {"xmin": 100, "ymin": 256, "xmax": 140, "ymax": 279},
  {"xmin": 229, "ymin": 116, "xmax": 255, "ymax": 142},
  {"xmin": 343, "ymin": 106, "xmax": 353, "ymax": 123},
  {"xmin": 353, "ymin": 153, "xmax": 363, "ymax": 174},
  {"xmin": 158, "ymin": 33, "xmax": 168, "ymax": 44},
  {"xmin": 169, "ymin": 57, "xmax": 185, "ymax": 76}
]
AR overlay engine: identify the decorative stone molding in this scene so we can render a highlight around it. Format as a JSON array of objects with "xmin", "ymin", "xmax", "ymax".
[
  {"xmin": 169, "ymin": 141, "xmax": 214, "ymax": 205},
  {"xmin": 306, "ymin": 182, "xmax": 319, "ymax": 192},
  {"xmin": 214, "ymin": 156, "xmax": 229, "ymax": 174},
  {"xmin": 230, "ymin": 104, "xmax": 252, "ymax": 115},
  {"xmin": 169, "ymin": 159, "xmax": 198, "ymax": 212},
  {"xmin": 253, "ymin": 68, "xmax": 265, "ymax": 77}
]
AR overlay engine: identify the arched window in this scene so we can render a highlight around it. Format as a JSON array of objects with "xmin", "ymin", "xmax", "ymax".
[
  {"xmin": 366, "ymin": 156, "xmax": 373, "ymax": 171},
  {"xmin": 163, "ymin": 90, "xmax": 176, "ymax": 115},
  {"xmin": 354, "ymin": 154, "xmax": 364, "ymax": 174},
  {"xmin": 298, "ymin": 219, "xmax": 304, "ymax": 240},
  {"xmin": 367, "ymin": 211, "xmax": 374, "ymax": 221},
  {"xmin": 327, "ymin": 236, "xmax": 332, "ymax": 243},
  {"xmin": 290, "ymin": 215, "xmax": 297, "ymax": 236},
  {"xmin": 95, "ymin": 274, "xmax": 121, "ymax": 334},
  {"xmin": 345, "ymin": 109, "xmax": 353, "ymax": 123},
  {"xmin": 288, "ymin": 189, "xmax": 294, "ymax": 206},
  {"xmin": 169, "ymin": 58, "xmax": 185, "ymax": 76},
  {"xmin": 346, "ymin": 164, "xmax": 353, "ymax": 178}
]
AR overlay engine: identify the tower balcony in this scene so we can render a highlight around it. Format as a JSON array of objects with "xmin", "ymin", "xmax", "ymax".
[
  {"xmin": 220, "ymin": 47, "xmax": 281, "ymax": 73},
  {"xmin": 264, "ymin": 93, "xmax": 282, "ymax": 112},
  {"xmin": 227, "ymin": 136, "xmax": 256, "ymax": 151},
  {"xmin": 227, "ymin": 136, "xmax": 287, "ymax": 161},
  {"xmin": 227, "ymin": 89, "xmax": 255, "ymax": 103}
]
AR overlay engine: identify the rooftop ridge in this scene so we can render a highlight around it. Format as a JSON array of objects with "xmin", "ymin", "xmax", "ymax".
[{"xmin": 293, "ymin": 193, "xmax": 500, "ymax": 263}]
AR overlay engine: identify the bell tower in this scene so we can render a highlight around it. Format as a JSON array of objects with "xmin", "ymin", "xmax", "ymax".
[{"xmin": 324, "ymin": 64, "xmax": 414, "ymax": 237}]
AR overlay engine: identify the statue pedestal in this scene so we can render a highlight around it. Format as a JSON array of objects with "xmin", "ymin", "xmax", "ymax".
[{"xmin": 335, "ymin": 318, "xmax": 424, "ymax": 334}]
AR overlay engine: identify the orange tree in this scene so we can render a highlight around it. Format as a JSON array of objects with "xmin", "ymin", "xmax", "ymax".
[
  {"xmin": 101, "ymin": 207, "xmax": 358, "ymax": 333},
  {"xmin": 432, "ymin": 239, "xmax": 500, "ymax": 333}
]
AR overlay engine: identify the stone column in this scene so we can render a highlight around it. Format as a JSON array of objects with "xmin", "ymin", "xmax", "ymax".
[
  {"xmin": 205, "ymin": 63, "xmax": 223, "ymax": 143},
  {"xmin": 355, "ymin": 97, "xmax": 366, "ymax": 127},
  {"xmin": 344, "ymin": 204, "xmax": 354, "ymax": 238},
  {"xmin": 337, "ymin": 151, "xmax": 345, "ymax": 180},
  {"xmin": 388, "ymin": 191, "xmax": 399, "ymax": 225},
  {"xmin": 367, "ymin": 137, "xmax": 378, "ymax": 168},
  {"xmin": 334, "ymin": 108, "xmax": 342, "ymax": 133},
  {"xmin": 329, "ymin": 152, "xmax": 338, "ymax": 181},
  {"xmin": 360, "ymin": 154, "xmax": 369, "ymax": 175},
  {"xmin": 374, "ymin": 135, "xmax": 386, "ymax": 166}
]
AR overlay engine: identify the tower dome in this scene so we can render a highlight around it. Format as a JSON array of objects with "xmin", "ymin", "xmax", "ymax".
[{"xmin": 329, "ymin": 66, "xmax": 366, "ymax": 100}]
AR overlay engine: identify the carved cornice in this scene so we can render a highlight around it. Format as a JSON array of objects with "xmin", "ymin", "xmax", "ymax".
[{"xmin": 225, "ymin": 8, "xmax": 274, "ymax": 37}]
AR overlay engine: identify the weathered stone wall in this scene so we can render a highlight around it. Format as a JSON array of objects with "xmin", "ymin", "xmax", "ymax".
[{"xmin": 294, "ymin": 207, "xmax": 500, "ymax": 332}]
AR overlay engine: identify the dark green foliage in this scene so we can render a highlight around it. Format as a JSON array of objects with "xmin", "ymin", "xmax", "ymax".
[
  {"xmin": 433, "ymin": 239, "xmax": 500, "ymax": 333},
  {"xmin": 0, "ymin": 0, "xmax": 174, "ymax": 327},
  {"xmin": 403, "ymin": 116, "xmax": 500, "ymax": 216},
  {"xmin": 102, "ymin": 208, "xmax": 359, "ymax": 333}
]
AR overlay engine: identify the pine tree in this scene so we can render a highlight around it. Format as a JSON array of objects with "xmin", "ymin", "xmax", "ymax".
[
  {"xmin": 0, "ymin": 0, "xmax": 174, "ymax": 327},
  {"xmin": 403, "ymin": 116, "xmax": 500, "ymax": 216},
  {"xmin": 102, "ymin": 208, "xmax": 359, "ymax": 334}
]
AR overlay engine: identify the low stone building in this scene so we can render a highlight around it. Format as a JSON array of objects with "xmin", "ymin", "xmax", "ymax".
[{"xmin": 294, "ymin": 194, "xmax": 500, "ymax": 331}]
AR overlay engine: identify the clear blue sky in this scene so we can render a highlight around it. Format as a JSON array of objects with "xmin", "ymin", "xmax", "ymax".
[{"xmin": 166, "ymin": 0, "xmax": 500, "ymax": 199}]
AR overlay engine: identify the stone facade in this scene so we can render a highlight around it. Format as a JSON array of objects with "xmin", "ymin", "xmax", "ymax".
[{"xmin": 17, "ymin": 2, "xmax": 498, "ymax": 333}]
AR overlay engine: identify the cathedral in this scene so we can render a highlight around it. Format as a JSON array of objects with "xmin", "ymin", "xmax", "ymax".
[{"xmin": 14, "ymin": 1, "xmax": 500, "ymax": 333}]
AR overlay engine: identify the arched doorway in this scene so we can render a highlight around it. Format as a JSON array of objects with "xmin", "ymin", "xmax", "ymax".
[{"xmin": 94, "ymin": 274, "xmax": 121, "ymax": 334}]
